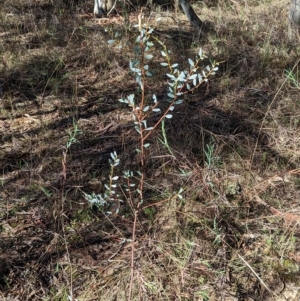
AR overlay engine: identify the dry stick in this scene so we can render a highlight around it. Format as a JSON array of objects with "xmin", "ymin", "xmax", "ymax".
[
  {"xmin": 60, "ymin": 151, "xmax": 75, "ymax": 299},
  {"xmin": 128, "ymin": 210, "xmax": 138, "ymax": 301},
  {"xmin": 184, "ymin": 209, "xmax": 282, "ymax": 299},
  {"xmin": 181, "ymin": 206, "xmax": 283, "ymax": 298},
  {"xmin": 250, "ymin": 58, "xmax": 300, "ymax": 169},
  {"xmin": 63, "ymin": 234, "xmax": 74, "ymax": 300},
  {"xmin": 237, "ymin": 254, "xmax": 281, "ymax": 299}
]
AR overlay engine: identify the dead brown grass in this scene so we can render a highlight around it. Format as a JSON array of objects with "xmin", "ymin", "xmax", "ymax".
[{"xmin": 1, "ymin": 0, "xmax": 300, "ymax": 300}]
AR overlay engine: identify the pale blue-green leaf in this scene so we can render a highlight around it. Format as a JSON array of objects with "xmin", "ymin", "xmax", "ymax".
[
  {"xmin": 119, "ymin": 98, "xmax": 127, "ymax": 103},
  {"xmin": 128, "ymin": 94, "xmax": 135, "ymax": 101},
  {"xmin": 142, "ymin": 120, "xmax": 147, "ymax": 128},
  {"xmin": 167, "ymin": 93, "xmax": 175, "ymax": 98},
  {"xmin": 169, "ymin": 106, "xmax": 174, "ymax": 111},
  {"xmin": 135, "ymin": 126, "xmax": 141, "ymax": 134},
  {"xmin": 206, "ymin": 65, "xmax": 211, "ymax": 71},
  {"xmin": 143, "ymin": 106, "xmax": 150, "ymax": 112},
  {"xmin": 160, "ymin": 62, "xmax": 168, "ymax": 66},
  {"xmin": 144, "ymin": 143, "xmax": 150, "ymax": 148},
  {"xmin": 153, "ymin": 94, "xmax": 157, "ymax": 103},
  {"xmin": 146, "ymin": 71, "xmax": 153, "ymax": 77},
  {"xmin": 152, "ymin": 108, "xmax": 161, "ymax": 112},
  {"xmin": 131, "ymin": 67, "xmax": 141, "ymax": 73},
  {"xmin": 144, "ymin": 54, "xmax": 153, "ymax": 60},
  {"xmin": 144, "ymin": 64, "xmax": 149, "ymax": 70},
  {"xmin": 198, "ymin": 48, "xmax": 203, "ymax": 57},
  {"xmin": 136, "ymin": 78, "xmax": 142, "ymax": 86},
  {"xmin": 171, "ymin": 63, "xmax": 178, "ymax": 68},
  {"xmin": 178, "ymin": 71, "xmax": 185, "ymax": 81},
  {"xmin": 107, "ymin": 40, "xmax": 115, "ymax": 44},
  {"xmin": 189, "ymin": 74, "xmax": 197, "ymax": 80},
  {"xmin": 161, "ymin": 51, "xmax": 167, "ymax": 57},
  {"xmin": 166, "ymin": 73, "xmax": 176, "ymax": 80},
  {"xmin": 186, "ymin": 83, "xmax": 191, "ymax": 90},
  {"xmin": 130, "ymin": 61, "xmax": 140, "ymax": 72},
  {"xmin": 176, "ymin": 92, "xmax": 183, "ymax": 96},
  {"xmin": 104, "ymin": 184, "xmax": 110, "ymax": 190},
  {"xmin": 193, "ymin": 77, "xmax": 197, "ymax": 86},
  {"xmin": 188, "ymin": 58, "xmax": 194, "ymax": 66},
  {"xmin": 112, "ymin": 176, "xmax": 119, "ymax": 181},
  {"xmin": 175, "ymin": 99, "xmax": 183, "ymax": 105},
  {"xmin": 145, "ymin": 127, "xmax": 154, "ymax": 131},
  {"xmin": 148, "ymin": 28, "xmax": 154, "ymax": 34},
  {"xmin": 136, "ymin": 148, "xmax": 141, "ymax": 153},
  {"xmin": 202, "ymin": 70, "xmax": 206, "ymax": 77},
  {"xmin": 147, "ymin": 41, "xmax": 154, "ymax": 47},
  {"xmin": 198, "ymin": 74, "xmax": 202, "ymax": 82},
  {"xmin": 111, "ymin": 184, "xmax": 117, "ymax": 188},
  {"xmin": 213, "ymin": 66, "xmax": 218, "ymax": 71},
  {"xmin": 165, "ymin": 114, "xmax": 173, "ymax": 119}
]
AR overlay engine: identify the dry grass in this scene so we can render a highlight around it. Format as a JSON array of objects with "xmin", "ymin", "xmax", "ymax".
[{"xmin": 1, "ymin": 0, "xmax": 300, "ymax": 300}]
